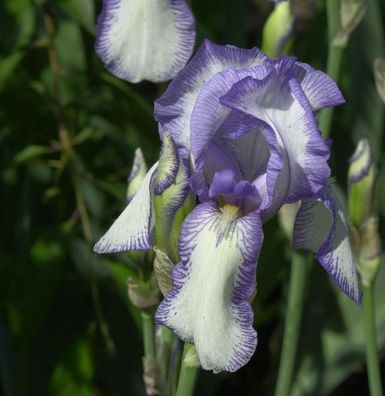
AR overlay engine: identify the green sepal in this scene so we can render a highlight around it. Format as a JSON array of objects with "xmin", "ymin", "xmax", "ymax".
[{"xmin": 153, "ymin": 133, "xmax": 195, "ymax": 263}]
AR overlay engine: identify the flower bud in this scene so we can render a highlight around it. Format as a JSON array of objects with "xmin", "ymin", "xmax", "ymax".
[
  {"xmin": 262, "ymin": 1, "xmax": 293, "ymax": 58},
  {"xmin": 374, "ymin": 58, "xmax": 385, "ymax": 105},
  {"xmin": 127, "ymin": 148, "xmax": 147, "ymax": 202},
  {"xmin": 278, "ymin": 202, "xmax": 300, "ymax": 240},
  {"xmin": 357, "ymin": 217, "xmax": 381, "ymax": 287},
  {"xmin": 348, "ymin": 139, "xmax": 376, "ymax": 227},
  {"xmin": 153, "ymin": 133, "xmax": 195, "ymax": 262},
  {"xmin": 334, "ymin": 0, "xmax": 366, "ymax": 47},
  {"xmin": 127, "ymin": 277, "xmax": 159, "ymax": 309},
  {"xmin": 182, "ymin": 344, "xmax": 201, "ymax": 368}
]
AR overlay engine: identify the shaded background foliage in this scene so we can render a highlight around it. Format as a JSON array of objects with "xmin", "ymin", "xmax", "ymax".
[{"xmin": 0, "ymin": 0, "xmax": 384, "ymax": 395}]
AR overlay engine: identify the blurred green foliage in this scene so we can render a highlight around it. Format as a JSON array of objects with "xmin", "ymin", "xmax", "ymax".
[{"xmin": 0, "ymin": 0, "xmax": 384, "ymax": 395}]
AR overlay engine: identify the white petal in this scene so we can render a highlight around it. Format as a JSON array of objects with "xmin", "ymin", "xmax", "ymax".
[
  {"xmin": 95, "ymin": 0, "xmax": 195, "ymax": 83},
  {"xmin": 94, "ymin": 163, "xmax": 158, "ymax": 253},
  {"xmin": 293, "ymin": 187, "xmax": 361, "ymax": 304},
  {"xmin": 156, "ymin": 202, "xmax": 263, "ymax": 372}
]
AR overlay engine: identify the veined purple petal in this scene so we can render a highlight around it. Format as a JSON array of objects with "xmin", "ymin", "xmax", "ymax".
[
  {"xmin": 156, "ymin": 201, "xmax": 263, "ymax": 373},
  {"xmin": 155, "ymin": 40, "xmax": 270, "ymax": 154},
  {"xmin": 294, "ymin": 62, "xmax": 345, "ymax": 112},
  {"xmin": 190, "ymin": 65, "xmax": 272, "ymax": 160},
  {"xmin": 94, "ymin": 163, "xmax": 158, "ymax": 253},
  {"xmin": 217, "ymin": 112, "xmax": 284, "ymax": 218},
  {"xmin": 95, "ymin": 0, "xmax": 195, "ymax": 83},
  {"xmin": 293, "ymin": 187, "xmax": 361, "ymax": 304},
  {"xmin": 209, "ymin": 169, "xmax": 261, "ymax": 213},
  {"xmin": 220, "ymin": 67, "xmax": 331, "ymax": 203}
]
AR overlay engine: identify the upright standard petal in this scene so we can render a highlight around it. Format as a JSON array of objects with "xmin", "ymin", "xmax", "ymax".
[
  {"xmin": 293, "ymin": 187, "xmax": 361, "ymax": 304},
  {"xmin": 95, "ymin": 0, "xmax": 195, "ymax": 83},
  {"xmin": 294, "ymin": 62, "xmax": 345, "ymax": 112},
  {"xmin": 156, "ymin": 202, "xmax": 264, "ymax": 373},
  {"xmin": 220, "ymin": 64, "xmax": 331, "ymax": 203},
  {"xmin": 93, "ymin": 163, "xmax": 158, "ymax": 253},
  {"xmin": 155, "ymin": 40, "xmax": 269, "ymax": 153}
]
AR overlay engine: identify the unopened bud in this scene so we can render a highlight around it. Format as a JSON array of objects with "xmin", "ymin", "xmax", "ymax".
[
  {"xmin": 262, "ymin": 1, "xmax": 293, "ymax": 58},
  {"xmin": 335, "ymin": 0, "xmax": 366, "ymax": 47},
  {"xmin": 374, "ymin": 58, "xmax": 385, "ymax": 105},
  {"xmin": 154, "ymin": 133, "xmax": 195, "ymax": 262},
  {"xmin": 127, "ymin": 148, "xmax": 147, "ymax": 202},
  {"xmin": 278, "ymin": 202, "xmax": 300, "ymax": 240},
  {"xmin": 183, "ymin": 344, "xmax": 201, "ymax": 368},
  {"xmin": 357, "ymin": 217, "xmax": 381, "ymax": 287},
  {"xmin": 348, "ymin": 139, "xmax": 376, "ymax": 227},
  {"xmin": 127, "ymin": 277, "xmax": 159, "ymax": 309}
]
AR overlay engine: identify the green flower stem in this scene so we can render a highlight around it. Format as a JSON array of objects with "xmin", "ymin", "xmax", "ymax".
[
  {"xmin": 319, "ymin": 0, "xmax": 344, "ymax": 139},
  {"xmin": 157, "ymin": 325, "xmax": 175, "ymax": 390},
  {"xmin": 319, "ymin": 43, "xmax": 344, "ymax": 139},
  {"xmin": 326, "ymin": 0, "xmax": 341, "ymax": 40},
  {"xmin": 142, "ymin": 312, "xmax": 156, "ymax": 359},
  {"xmin": 176, "ymin": 345, "xmax": 200, "ymax": 396},
  {"xmin": 274, "ymin": 251, "xmax": 308, "ymax": 396},
  {"xmin": 363, "ymin": 285, "xmax": 384, "ymax": 396}
]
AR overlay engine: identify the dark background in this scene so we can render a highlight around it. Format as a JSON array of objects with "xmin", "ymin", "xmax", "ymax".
[{"xmin": 0, "ymin": 0, "xmax": 384, "ymax": 395}]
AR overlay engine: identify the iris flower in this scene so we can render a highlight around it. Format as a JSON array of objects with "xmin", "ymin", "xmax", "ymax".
[
  {"xmin": 95, "ymin": 0, "xmax": 195, "ymax": 83},
  {"xmin": 94, "ymin": 40, "xmax": 361, "ymax": 373}
]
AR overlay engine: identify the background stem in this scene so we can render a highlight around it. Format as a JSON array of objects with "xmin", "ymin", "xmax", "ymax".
[
  {"xmin": 142, "ymin": 312, "xmax": 156, "ymax": 359},
  {"xmin": 319, "ymin": 0, "xmax": 344, "ymax": 139},
  {"xmin": 274, "ymin": 252, "xmax": 308, "ymax": 396},
  {"xmin": 363, "ymin": 285, "xmax": 384, "ymax": 396}
]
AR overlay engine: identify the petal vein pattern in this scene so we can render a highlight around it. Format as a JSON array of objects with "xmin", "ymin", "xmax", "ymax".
[
  {"xmin": 293, "ymin": 187, "xmax": 361, "ymax": 304},
  {"xmin": 156, "ymin": 201, "xmax": 264, "ymax": 372},
  {"xmin": 95, "ymin": 0, "xmax": 195, "ymax": 82},
  {"xmin": 93, "ymin": 163, "xmax": 158, "ymax": 253}
]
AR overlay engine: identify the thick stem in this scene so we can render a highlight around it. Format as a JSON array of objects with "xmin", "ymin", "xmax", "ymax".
[
  {"xmin": 175, "ymin": 344, "xmax": 200, "ymax": 396},
  {"xmin": 274, "ymin": 251, "xmax": 308, "ymax": 396},
  {"xmin": 326, "ymin": 0, "xmax": 341, "ymax": 41},
  {"xmin": 142, "ymin": 312, "xmax": 156, "ymax": 359},
  {"xmin": 175, "ymin": 363, "xmax": 199, "ymax": 396},
  {"xmin": 363, "ymin": 285, "xmax": 384, "ymax": 396}
]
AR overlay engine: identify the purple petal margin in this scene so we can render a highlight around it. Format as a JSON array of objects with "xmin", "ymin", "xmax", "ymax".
[
  {"xmin": 95, "ymin": 0, "xmax": 195, "ymax": 83},
  {"xmin": 293, "ymin": 187, "xmax": 362, "ymax": 304},
  {"xmin": 156, "ymin": 201, "xmax": 264, "ymax": 372}
]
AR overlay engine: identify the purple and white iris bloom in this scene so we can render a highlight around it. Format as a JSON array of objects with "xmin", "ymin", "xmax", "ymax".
[
  {"xmin": 94, "ymin": 40, "xmax": 361, "ymax": 373},
  {"xmin": 95, "ymin": 0, "xmax": 195, "ymax": 83}
]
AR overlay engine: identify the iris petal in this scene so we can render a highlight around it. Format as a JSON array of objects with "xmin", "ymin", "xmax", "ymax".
[
  {"xmin": 95, "ymin": 0, "xmax": 195, "ymax": 83},
  {"xmin": 155, "ymin": 40, "xmax": 269, "ymax": 154},
  {"xmin": 293, "ymin": 187, "xmax": 361, "ymax": 304},
  {"xmin": 93, "ymin": 163, "xmax": 158, "ymax": 253},
  {"xmin": 220, "ymin": 70, "xmax": 331, "ymax": 203},
  {"xmin": 156, "ymin": 201, "xmax": 264, "ymax": 372}
]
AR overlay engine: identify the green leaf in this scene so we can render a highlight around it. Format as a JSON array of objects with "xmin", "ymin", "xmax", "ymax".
[
  {"xmin": 13, "ymin": 144, "xmax": 51, "ymax": 165},
  {"xmin": 0, "ymin": 52, "xmax": 25, "ymax": 91},
  {"xmin": 291, "ymin": 256, "xmax": 385, "ymax": 395},
  {"xmin": 56, "ymin": 0, "xmax": 95, "ymax": 34},
  {"xmin": 69, "ymin": 238, "xmax": 110, "ymax": 279}
]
